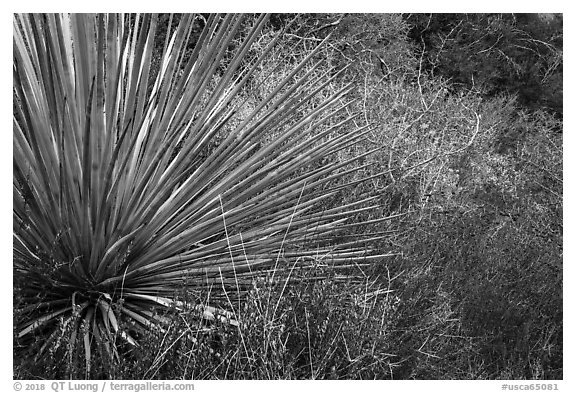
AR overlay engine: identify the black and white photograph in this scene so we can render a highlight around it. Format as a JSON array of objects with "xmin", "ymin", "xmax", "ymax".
[{"xmin": 11, "ymin": 8, "xmax": 564, "ymax": 385}]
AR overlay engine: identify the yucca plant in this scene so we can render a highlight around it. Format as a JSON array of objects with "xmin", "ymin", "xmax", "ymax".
[{"xmin": 14, "ymin": 13, "xmax": 392, "ymax": 377}]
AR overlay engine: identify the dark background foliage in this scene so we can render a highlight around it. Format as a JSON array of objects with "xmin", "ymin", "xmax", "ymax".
[{"xmin": 405, "ymin": 13, "xmax": 563, "ymax": 116}]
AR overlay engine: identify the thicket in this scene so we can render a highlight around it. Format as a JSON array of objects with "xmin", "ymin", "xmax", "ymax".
[
  {"xmin": 405, "ymin": 13, "xmax": 563, "ymax": 116},
  {"xmin": 14, "ymin": 13, "xmax": 562, "ymax": 380}
]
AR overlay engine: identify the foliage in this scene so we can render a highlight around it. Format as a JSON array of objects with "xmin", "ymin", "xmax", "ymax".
[
  {"xmin": 14, "ymin": 13, "xmax": 562, "ymax": 380},
  {"xmin": 405, "ymin": 13, "xmax": 563, "ymax": 115},
  {"xmin": 391, "ymin": 96, "xmax": 562, "ymax": 379},
  {"xmin": 13, "ymin": 13, "xmax": 387, "ymax": 378},
  {"xmin": 15, "ymin": 264, "xmax": 404, "ymax": 379}
]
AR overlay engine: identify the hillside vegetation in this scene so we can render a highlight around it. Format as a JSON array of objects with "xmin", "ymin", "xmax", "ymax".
[{"xmin": 13, "ymin": 13, "xmax": 562, "ymax": 379}]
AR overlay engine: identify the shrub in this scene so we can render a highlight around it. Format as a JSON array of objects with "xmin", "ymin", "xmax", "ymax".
[{"xmin": 405, "ymin": 13, "xmax": 563, "ymax": 115}]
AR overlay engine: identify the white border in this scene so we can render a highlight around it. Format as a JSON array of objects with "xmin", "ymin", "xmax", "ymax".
[{"xmin": 3, "ymin": 3, "xmax": 572, "ymax": 391}]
